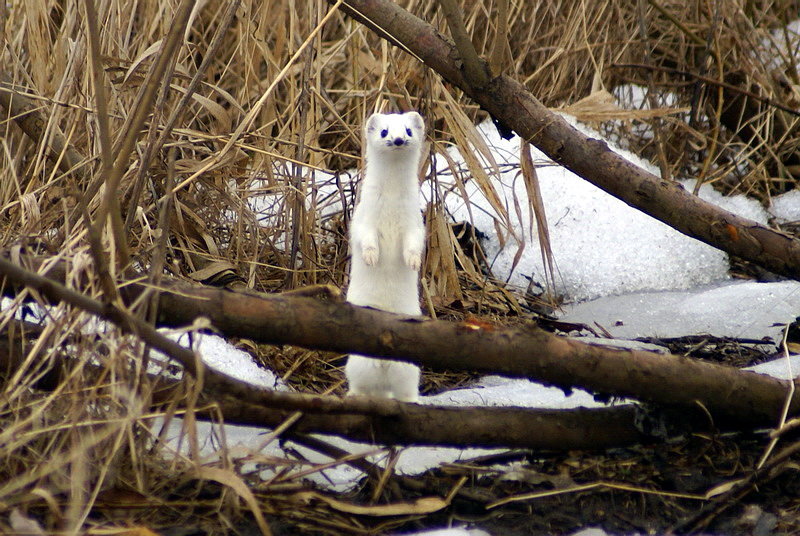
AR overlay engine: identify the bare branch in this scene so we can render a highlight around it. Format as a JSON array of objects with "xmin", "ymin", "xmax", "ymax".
[
  {"xmin": 437, "ymin": 0, "xmax": 489, "ymax": 88},
  {"xmin": 330, "ymin": 0, "xmax": 800, "ymax": 281},
  {"xmin": 7, "ymin": 254, "xmax": 799, "ymax": 431},
  {"xmin": 0, "ymin": 320, "xmax": 644, "ymax": 450},
  {"xmin": 0, "ymin": 71, "xmax": 89, "ymax": 181}
]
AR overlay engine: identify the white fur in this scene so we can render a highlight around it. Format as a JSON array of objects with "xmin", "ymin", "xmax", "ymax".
[
  {"xmin": 345, "ymin": 355, "xmax": 421, "ymax": 402},
  {"xmin": 345, "ymin": 111, "xmax": 426, "ymax": 402}
]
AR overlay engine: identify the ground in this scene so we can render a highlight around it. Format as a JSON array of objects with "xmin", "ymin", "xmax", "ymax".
[{"xmin": 239, "ymin": 328, "xmax": 800, "ymax": 536}]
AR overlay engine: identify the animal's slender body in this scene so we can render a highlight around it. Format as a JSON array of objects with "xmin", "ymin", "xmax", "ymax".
[{"xmin": 345, "ymin": 111, "xmax": 426, "ymax": 402}]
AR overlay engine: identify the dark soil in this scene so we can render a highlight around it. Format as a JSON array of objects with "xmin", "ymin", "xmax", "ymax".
[{"xmin": 240, "ymin": 328, "xmax": 800, "ymax": 536}]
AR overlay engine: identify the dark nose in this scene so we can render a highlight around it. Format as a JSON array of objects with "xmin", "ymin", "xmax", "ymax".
[{"xmin": 393, "ymin": 137, "xmax": 405, "ymax": 146}]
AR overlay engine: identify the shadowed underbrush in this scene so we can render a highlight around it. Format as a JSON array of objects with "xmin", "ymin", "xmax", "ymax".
[{"xmin": 0, "ymin": 0, "xmax": 799, "ymax": 533}]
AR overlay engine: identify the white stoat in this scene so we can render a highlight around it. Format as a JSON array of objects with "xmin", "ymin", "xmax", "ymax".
[{"xmin": 345, "ymin": 111, "xmax": 426, "ymax": 402}]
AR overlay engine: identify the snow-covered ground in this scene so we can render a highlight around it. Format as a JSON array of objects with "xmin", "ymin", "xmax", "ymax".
[
  {"xmin": 429, "ymin": 116, "xmax": 773, "ymax": 302},
  {"xmin": 161, "ymin": 103, "xmax": 800, "ymax": 535}
]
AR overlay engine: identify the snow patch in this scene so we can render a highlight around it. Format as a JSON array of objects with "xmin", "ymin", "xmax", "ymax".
[
  {"xmin": 432, "ymin": 117, "xmax": 769, "ymax": 302},
  {"xmin": 561, "ymin": 280, "xmax": 800, "ymax": 342},
  {"xmin": 770, "ymin": 188, "xmax": 800, "ymax": 222}
]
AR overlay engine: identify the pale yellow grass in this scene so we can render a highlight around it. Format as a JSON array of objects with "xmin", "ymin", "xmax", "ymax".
[{"xmin": 0, "ymin": 0, "xmax": 797, "ymax": 532}]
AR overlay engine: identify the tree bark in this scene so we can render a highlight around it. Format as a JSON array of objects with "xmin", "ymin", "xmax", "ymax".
[
  {"xmin": 153, "ymin": 275, "xmax": 800, "ymax": 429},
  {"xmin": 7, "ymin": 254, "xmax": 799, "ymax": 431},
  {"xmin": 325, "ymin": 0, "xmax": 800, "ymax": 280},
  {"xmin": 0, "ymin": 323, "xmax": 645, "ymax": 450}
]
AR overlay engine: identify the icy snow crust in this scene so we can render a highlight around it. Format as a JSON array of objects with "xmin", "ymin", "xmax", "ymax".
[
  {"xmin": 183, "ymin": 109, "xmax": 800, "ymax": 536},
  {"xmin": 561, "ymin": 280, "xmax": 800, "ymax": 342},
  {"xmin": 771, "ymin": 188, "xmax": 800, "ymax": 222},
  {"xmin": 430, "ymin": 115, "xmax": 769, "ymax": 302}
]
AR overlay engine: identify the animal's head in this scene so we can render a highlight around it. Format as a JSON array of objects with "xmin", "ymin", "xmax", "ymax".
[{"xmin": 365, "ymin": 112, "xmax": 425, "ymax": 154}]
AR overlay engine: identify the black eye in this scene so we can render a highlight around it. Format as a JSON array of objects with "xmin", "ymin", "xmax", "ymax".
[
  {"xmin": 380, "ymin": 129, "xmax": 388, "ymax": 138},
  {"xmin": 406, "ymin": 128, "xmax": 412, "ymax": 136}
]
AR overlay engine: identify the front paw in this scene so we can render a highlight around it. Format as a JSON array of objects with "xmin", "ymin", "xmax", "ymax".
[
  {"xmin": 362, "ymin": 246, "xmax": 379, "ymax": 266},
  {"xmin": 404, "ymin": 249, "xmax": 422, "ymax": 270}
]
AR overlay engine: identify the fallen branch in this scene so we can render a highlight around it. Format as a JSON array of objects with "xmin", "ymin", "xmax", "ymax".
[
  {"xmin": 329, "ymin": 0, "xmax": 800, "ymax": 280},
  {"xmin": 5, "ymin": 254, "xmax": 799, "ymax": 431},
  {"xmin": 0, "ymin": 70, "xmax": 90, "ymax": 181},
  {"xmin": 147, "ymin": 273, "xmax": 799, "ymax": 429},
  {"xmin": 0, "ymin": 321, "xmax": 644, "ymax": 450}
]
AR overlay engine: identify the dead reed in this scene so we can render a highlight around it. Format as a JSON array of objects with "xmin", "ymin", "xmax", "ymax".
[{"xmin": 0, "ymin": 0, "xmax": 798, "ymax": 532}]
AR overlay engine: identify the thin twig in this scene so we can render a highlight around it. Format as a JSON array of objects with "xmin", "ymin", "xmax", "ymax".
[
  {"xmin": 123, "ymin": 0, "xmax": 242, "ymax": 233},
  {"xmin": 137, "ymin": 147, "xmax": 179, "ymax": 381},
  {"xmin": 81, "ymin": 0, "xmax": 122, "ymax": 303},
  {"xmin": 82, "ymin": 0, "xmax": 113, "ymax": 172},
  {"xmin": 644, "ymin": 0, "xmax": 705, "ymax": 46},
  {"xmin": 756, "ymin": 323, "xmax": 795, "ymax": 469},
  {"xmin": 285, "ymin": 42, "xmax": 313, "ymax": 288},
  {"xmin": 487, "ymin": 0, "xmax": 509, "ymax": 77},
  {"xmin": 612, "ymin": 62, "xmax": 800, "ymax": 117}
]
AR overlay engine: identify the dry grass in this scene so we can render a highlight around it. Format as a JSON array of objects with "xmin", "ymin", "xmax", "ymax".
[{"xmin": 0, "ymin": 0, "xmax": 798, "ymax": 533}]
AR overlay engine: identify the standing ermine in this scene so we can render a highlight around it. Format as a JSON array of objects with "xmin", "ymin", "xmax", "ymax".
[{"xmin": 345, "ymin": 111, "xmax": 426, "ymax": 402}]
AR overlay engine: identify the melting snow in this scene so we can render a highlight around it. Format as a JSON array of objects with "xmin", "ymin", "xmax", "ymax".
[
  {"xmin": 430, "ymin": 116, "xmax": 770, "ymax": 302},
  {"xmin": 180, "ymin": 76, "xmax": 800, "ymax": 536}
]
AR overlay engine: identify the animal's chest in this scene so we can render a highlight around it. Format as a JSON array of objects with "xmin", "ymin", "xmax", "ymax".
[{"xmin": 373, "ymin": 195, "xmax": 419, "ymax": 237}]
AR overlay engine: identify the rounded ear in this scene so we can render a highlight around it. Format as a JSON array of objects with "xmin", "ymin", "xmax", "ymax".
[
  {"xmin": 365, "ymin": 113, "xmax": 384, "ymax": 133},
  {"xmin": 406, "ymin": 111, "xmax": 425, "ymax": 131}
]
